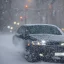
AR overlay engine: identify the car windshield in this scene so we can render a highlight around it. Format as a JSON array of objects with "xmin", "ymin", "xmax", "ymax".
[{"xmin": 25, "ymin": 25, "xmax": 62, "ymax": 35}]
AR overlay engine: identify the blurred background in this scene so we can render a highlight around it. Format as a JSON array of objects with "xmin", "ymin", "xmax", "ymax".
[{"xmin": 0, "ymin": 0, "xmax": 64, "ymax": 33}]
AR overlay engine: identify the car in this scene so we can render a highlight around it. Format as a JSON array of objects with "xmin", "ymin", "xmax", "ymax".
[{"xmin": 13, "ymin": 24, "xmax": 64, "ymax": 62}]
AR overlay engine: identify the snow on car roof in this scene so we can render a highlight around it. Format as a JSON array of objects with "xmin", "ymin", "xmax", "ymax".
[{"xmin": 23, "ymin": 24, "xmax": 59, "ymax": 27}]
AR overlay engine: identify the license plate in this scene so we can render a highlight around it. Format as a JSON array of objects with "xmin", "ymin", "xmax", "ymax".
[{"xmin": 55, "ymin": 52, "xmax": 64, "ymax": 56}]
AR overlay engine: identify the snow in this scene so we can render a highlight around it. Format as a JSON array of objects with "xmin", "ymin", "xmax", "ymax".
[
  {"xmin": 0, "ymin": 34, "xmax": 62, "ymax": 64},
  {"xmin": 21, "ymin": 24, "xmax": 64, "ymax": 35}
]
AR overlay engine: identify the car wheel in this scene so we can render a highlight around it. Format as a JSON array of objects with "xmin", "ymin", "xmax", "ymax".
[{"xmin": 24, "ymin": 50, "xmax": 37, "ymax": 62}]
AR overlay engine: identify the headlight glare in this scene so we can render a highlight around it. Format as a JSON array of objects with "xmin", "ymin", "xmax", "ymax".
[
  {"xmin": 37, "ymin": 42, "xmax": 41, "ymax": 45},
  {"xmin": 32, "ymin": 40, "xmax": 46, "ymax": 45},
  {"xmin": 41, "ymin": 40, "xmax": 46, "ymax": 45},
  {"xmin": 32, "ymin": 42, "xmax": 35, "ymax": 45},
  {"xmin": 32, "ymin": 41, "xmax": 41, "ymax": 45},
  {"xmin": 61, "ymin": 43, "xmax": 64, "ymax": 46}
]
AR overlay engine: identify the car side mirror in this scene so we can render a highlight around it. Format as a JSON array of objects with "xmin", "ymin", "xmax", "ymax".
[
  {"xmin": 16, "ymin": 32, "xmax": 25, "ymax": 39},
  {"xmin": 22, "ymin": 30, "xmax": 30, "ymax": 39},
  {"xmin": 17, "ymin": 30, "xmax": 30, "ymax": 39},
  {"xmin": 19, "ymin": 32, "xmax": 28, "ymax": 39}
]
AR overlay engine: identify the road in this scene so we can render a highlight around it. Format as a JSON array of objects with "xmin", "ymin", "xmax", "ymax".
[{"xmin": 0, "ymin": 34, "xmax": 63, "ymax": 64}]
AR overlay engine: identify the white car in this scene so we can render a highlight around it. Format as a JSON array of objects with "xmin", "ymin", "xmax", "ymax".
[{"xmin": 13, "ymin": 24, "xmax": 64, "ymax": 62}]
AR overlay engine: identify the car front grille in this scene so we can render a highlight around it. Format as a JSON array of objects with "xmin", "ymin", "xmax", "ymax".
[
  {"xmin": 32, "ymin": 45, "xmax": 64, "ymax": 53},
  {"xmin": 46, "ymin": 46, "xmax": 64, "ymax": 52},
  {"xmin": 46, "ymin": 42, "xmax": 64, "ymax": 52}
]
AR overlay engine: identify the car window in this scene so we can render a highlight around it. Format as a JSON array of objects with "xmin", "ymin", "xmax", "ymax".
[
  {"xmin": 25, "ymin": 25, "xmax": 62, "ymax": 35},
  {"xmin": 17, "ymin": 26, "xmax": 25, "ymax": 34}
]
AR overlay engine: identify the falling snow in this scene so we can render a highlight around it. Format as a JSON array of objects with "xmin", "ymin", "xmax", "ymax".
[{"xmin": 0, "ymin": 0, "xmax": 64, "ymax": 64}]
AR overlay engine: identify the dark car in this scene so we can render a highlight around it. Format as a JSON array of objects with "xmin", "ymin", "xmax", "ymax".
[{"xmin": 13, "ymin": 24, "xmax": 64, "ymax": 62}]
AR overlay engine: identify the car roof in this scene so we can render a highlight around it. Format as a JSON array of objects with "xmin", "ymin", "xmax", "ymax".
[{"xmin": 22, "ymin": 24, "xmax": 58, "ymax": 27}]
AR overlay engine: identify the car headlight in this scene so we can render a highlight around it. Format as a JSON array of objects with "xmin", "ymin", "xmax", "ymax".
[
  {"xmin": 32, "ymin": 41, "xmax": 41, "ymax": 45},
  {"xmin": 61, "ymin": 43, "xmax": 64, "ymax": 46},
  {"xmin": 41, "ymin": 40, "xmax": 46, "ymax": 45},
  {"xmin": 32, "ymin": 40, "xmax": 46, "ymax": 45}
]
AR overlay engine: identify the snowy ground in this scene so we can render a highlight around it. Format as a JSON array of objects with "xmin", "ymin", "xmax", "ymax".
[{"xmin": 0, "ymin": 33, "xmax": 63, "ymax": 64}]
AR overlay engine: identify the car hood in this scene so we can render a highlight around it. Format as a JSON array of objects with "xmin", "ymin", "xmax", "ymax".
[{"xmin": 29, "ymin": 34, "xmax": 64, "ymax": 42}]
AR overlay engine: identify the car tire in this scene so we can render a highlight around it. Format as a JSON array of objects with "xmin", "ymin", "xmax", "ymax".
[{"xmin": 24, "ymin": 49, "xmax": 37, "ymax": 62}]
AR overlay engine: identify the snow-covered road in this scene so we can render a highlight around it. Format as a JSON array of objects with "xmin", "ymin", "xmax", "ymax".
[{"xmin": 0, "ymin": 34, "xmax": 62, "ymax": 64}]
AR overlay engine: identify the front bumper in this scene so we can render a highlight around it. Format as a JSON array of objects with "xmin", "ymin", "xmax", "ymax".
[{"xmin": 29, "ymin": 45, "xmax": 64, "ymax": 57}]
